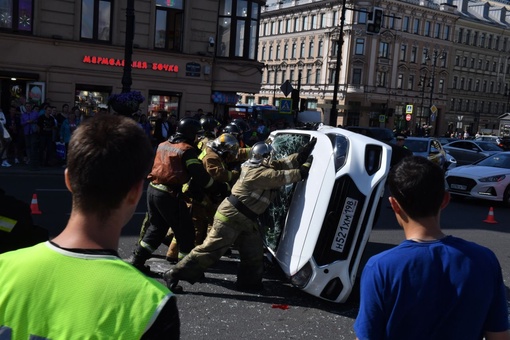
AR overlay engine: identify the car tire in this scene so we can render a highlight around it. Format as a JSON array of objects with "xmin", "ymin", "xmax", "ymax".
[{"xmin": 503, "ymin": 185, "xmax": 510, "ymax": 207}]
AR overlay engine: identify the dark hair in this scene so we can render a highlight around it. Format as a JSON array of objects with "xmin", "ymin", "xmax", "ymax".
[
  {"xmin": 387, "ymin": 156, "xmax": 445, "ymax": 219},
  {"xmin": 67, "ymin": 115, "xmax": 153, "ymax": 219}
]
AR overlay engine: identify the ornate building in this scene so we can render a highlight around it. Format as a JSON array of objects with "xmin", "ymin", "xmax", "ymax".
[{"xmin": 243, "ymin": 0, "xmax": 510, "ymax": 136}]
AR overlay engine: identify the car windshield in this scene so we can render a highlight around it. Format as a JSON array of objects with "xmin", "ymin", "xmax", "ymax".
[
  {"xmin": 404, "ymin": 140, "xmax": 428, "ymax": 153},
  {"xmin": 478, "ymin": 142, "xmax": 503, "ymax": 151},
  {"xmin": 475, "ymin": 153, "xmax": 510, "ymax": 168}
]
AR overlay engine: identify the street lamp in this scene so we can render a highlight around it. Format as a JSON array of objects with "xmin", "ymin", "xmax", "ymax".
[
  {"xmin": 425, "ymin": 49, "xmax": 446, "ymax": 132},
  {"xmin": 121, "ymin": 0, "xmax": 135, "ymax": 93},
  {"xmin": 272, "ymin": 65, "xmax": 281, "ymax": 106}
]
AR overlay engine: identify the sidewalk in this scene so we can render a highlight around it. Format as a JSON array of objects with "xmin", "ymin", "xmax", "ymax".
[{"xmin": 0, "ymin": 162, "xmax": 65, "ymax": 176}]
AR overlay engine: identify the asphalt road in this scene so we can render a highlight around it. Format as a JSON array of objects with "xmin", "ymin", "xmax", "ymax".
[{"xmin": 1, "ymin": 166, "xmax": 509, "ymax": 339}]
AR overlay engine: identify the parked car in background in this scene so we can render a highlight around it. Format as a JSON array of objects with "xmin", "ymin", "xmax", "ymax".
[
  {"xmin": 344, "ymin": 126, "xmax": 395, "ymax": 143},
  {"xmin": 474, "ymin": 135, "xmax": 510, "ymax": 151},
  {"xmin": 445, "ymin": 151, "xmax": 510, "ymax": 206},
  {"xmin": 403, "ymin": 137, "xmax": 455, "ymax": 170},
  {"xmin": 443, "ymin": 140, "xmax": 503, "ymax": 166},
  {"xmin": 261, "ymin": 125, "xmax": 392, "ymax": 303},
  {"xmin": 437, "ymin": 137, "xmax": 458, "ymax": 145}
]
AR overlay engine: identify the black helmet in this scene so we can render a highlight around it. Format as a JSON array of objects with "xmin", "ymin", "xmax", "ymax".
[
  {"xmin": 208, "ymin": 133, "xmax": 239, "ymax": 157},
  {"xmin": 176, "ymin": 117, "xmax": 203, "ymax": 142},
  {"xmin": 222, "ymin": 123, "xmax": 241, "ymax": 137},
  {"xmin": 232, "ymin": 119, "xmax": 251, "ymax": 134},
  {"xmin": 200, "ymin": 116, "xmax": 221, "ymax": 133},
  {"xmin": 249, "ymin": 142, "xmax": 273, "ymax": 164}
]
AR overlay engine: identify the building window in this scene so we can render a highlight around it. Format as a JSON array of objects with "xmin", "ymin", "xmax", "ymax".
[
  {"xmin": 488, "ymin": 34, "xmax": 493, "ymax": 49},
  {"xmin": 413, "ymin": 18, "xmax": 420, "ymax": 34},
  {"xmin": 317, "ymin": 40, "xmax": 323, "ymax": 57},
  {"xmin": 300, "ymin": 42, "xmax": 305, "ymax": 58},
  {"xmin": 311, "ymin": 14, "xmax": 316, "ymax": 29},
  {"xmin": 407, "ymin": 74, "xmax": 414, "ymax": 90},
  {"xmin": 355, "ymin": 38, "xmax": 364, "ymax": 55},
  {"xmin": 470, "ymin": 58, "xmax": 475, "ymax": 68},
  {"xmin": 424, "ymin": 21, "xmax": 431, "ymax": 36},
  {"xmin": 410, "ymin": 46, "xmax": 417, "ymax": 63},
  {"xmin": 294, "ymin": 17, "xmax": 299, "ymax": 31},
  {"xmin": 315, "ymin": 69, "xmax": 321, "ymax": 84},
  {"xmin": 303, "ymin": 16, "xmax": 308, "ymax": 30},
  {"xmin": 283, "ymin": 44, "xmax": 288, "ymax": 59},
  {"xmin": 308, "ymin": 41, "xmax": 314, "ymax": 57},
  {"xmin": 155, "ymin": 0, "xmax": 183, "ymax": 51},
  {"xmin": 376, "ymin": 71, "xmax": 387, "ymax": 87},
  {"xmin": 81, "ymin": 0, "xmax": 111, "ymax": 41},
  {"xmin": 260, "ymin": 97, "xmax": 269, "ymax": 104},
  {"xmin": 462, "ymin": 57, "xmax": 467, "ymax": 67},
  {"xmin": 276, "ymin": 45, "xmax": 281, "ymax": 59},
  {"xmin": 465, "ymin": 30, "xmax": 471, "ymax": 45},
  {"xmin": 278, "ymin": 20, "xmax": 283, "ymax": 34},
  {"xmin": 480, "ymin": 33, "xmax": 486, "ymax": 47},
  {"xmin": 452, "ymin": 76, "xmax": 458, "ymax": 89},
  {"xmin": 379, "ymin": 42, "xmax": 389, "ymax": 58},
  {"xmin": 292, "ymin": 43, "xmax": 296, "ymax": 58},
  {"xmin": 217, "ymin": 0, "xmax": 260, "ymax": 60},
  {"xmin": 352, "ymin": 68, "xmax": 362, "ymax": 85},
  {"xmin": 397, "ymin": 73, "xmax": 403, "ymax": 89},
  {"xmin": 268, "ymin": 45, "xmax": 273, "ymax": 59},
  {"xmin": 438, "ymin": 79, "xmax": 444, "ymax": 93},
  {"xmin": 320, "ymin": 13, "xmax": 326, "ymax": 28},
  {"xmin": 434, "ymin": 23, "xmax": 440, "ymax": 38},
  {"xmin": 444, "ymin": 25, "xmax": 450, "ymax": 41},
  {"xmin": 358, "ymin": 9, "xmax": 367, "ymax": 24},
  {"xmin": 402, "ymin": 16, "xmax": 409, "ymax": 32},
  {"xmin": 289, "ymin": 70, "xmax": 294, "ymax": 83},
  {"xmin": 332, "ymin": 11, "xmax": 338, "ymax": 26},
  {"xmin": 286, "ymin": 18, "xmax": 291, "ymax": 32},
  {"xmin": 306, "ymin": 69, "xmax": 311, "ymax": 84},
  {"xmin": 0, "ymin": 0, "xmax": 33, "ymax": 32},
  {"xmin": 421, "ymin": 48, "xmax": 428, "ymax": 64},
  {"xmin": 261, "ymin": 46, "xmax": 266, "ymax": 60},
  {"xmin": 400, "ymin": 45, "xmax": 407, "ymax": 61}
]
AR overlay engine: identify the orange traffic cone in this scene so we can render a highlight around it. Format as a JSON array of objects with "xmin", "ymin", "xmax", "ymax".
[
  {"xmin": 30, "ymin": 194, "xmax": 42, "ymax": 215},
  {"xmin": 483, "ymin": 207, "xmax": 497, "ymax": 224}
]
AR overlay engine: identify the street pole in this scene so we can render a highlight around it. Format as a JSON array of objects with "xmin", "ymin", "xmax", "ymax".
[
  {"xmin": 329, "ymin": 0, "xmax": 347, "ymax": 127},
  {"xmin": 121, "ymin": 0, "xmax": 135, "ymax": 93},
  {"xmin": 273, "ymin": 67, "xmax": 278, "ymax": 105}
]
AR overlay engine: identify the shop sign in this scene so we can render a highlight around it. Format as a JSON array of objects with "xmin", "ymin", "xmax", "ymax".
[
  {"xmin": 82, "ymin": 55, "xmax": 179, "ymax": 73},
  {"xmin": 185, "ymin": 62, "xmax": 201, "ymax": 77},
  {"xmin": 211, "ymin": 92, "xmax": 240, "ymax": 104}
]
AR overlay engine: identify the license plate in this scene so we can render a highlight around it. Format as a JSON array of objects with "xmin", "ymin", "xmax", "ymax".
[
  {"xmin": 451, "ymin": 183, "xmax": 467, "ymax": 190},
  {"xmin": 331, "ymin": 197, "xmax": 358, "ymax": 253}
]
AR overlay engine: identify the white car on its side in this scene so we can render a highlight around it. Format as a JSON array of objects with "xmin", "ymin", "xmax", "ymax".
[{"xmin": 260, "ymin": 124, "xmax": 392, "ymax": 303}]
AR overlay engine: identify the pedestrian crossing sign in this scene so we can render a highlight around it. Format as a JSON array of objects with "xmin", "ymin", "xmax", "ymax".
[
  {"xmin": 406, "ymin": 104, "xmax": 413, "ymax": 114},
  {"xmin": 279, "ymin": 99, "xmax": 292, "ymax": 114}
]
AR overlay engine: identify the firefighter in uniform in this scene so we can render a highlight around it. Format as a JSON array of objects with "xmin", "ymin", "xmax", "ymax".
[
  {"xmin": 166, "ymin": 133, "xmax": 241, "ymax": 262},
  {"xmin": 165, "ymin": 116, "xmax": 222, "ymax": 261},
  {"xmin": 128, "ymin": 117, "xmax": 229, "ymax": 273},
  {"xmin": 164, "ymin": 138, "xmax": 316, "ymax": 292}
]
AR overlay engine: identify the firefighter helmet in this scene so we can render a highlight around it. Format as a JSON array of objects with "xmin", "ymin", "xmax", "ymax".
[
  {"xmin": 249, "ymin": 142, "xmax": 273, "ymax": 164},
  {"xmin": 209, "ymin": 133, "xmax": 240, "ymax": 157}
]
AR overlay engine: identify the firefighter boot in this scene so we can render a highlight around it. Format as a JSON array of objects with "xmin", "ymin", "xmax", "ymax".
[
  {"xmin": 163, "ymin": 269, "xmax": 183, "ymax": 294},
  {"xmin": 126, "ymin": 245, "xmax": 153, "ymax": 275}
]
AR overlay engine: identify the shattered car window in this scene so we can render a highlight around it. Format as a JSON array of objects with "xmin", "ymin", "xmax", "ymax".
[
  {"xmin": 260, "ymin": 132, "xmax": 350, "ymax": 251},
  {"xmin": 260, "ymin": 133, "xmax": 310, "ymax": 251}
]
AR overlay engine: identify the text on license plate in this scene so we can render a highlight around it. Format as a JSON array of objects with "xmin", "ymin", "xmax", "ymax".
[
  {"xmin": 331, "ymin": 197, "xmax": 358, "ymax": 253},
  {"xmin": 451, "ymin": 184, "xmax": 467, "ymax": 190}
]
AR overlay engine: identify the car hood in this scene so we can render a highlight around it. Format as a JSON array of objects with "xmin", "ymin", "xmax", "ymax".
[{"xmin": 448, "ymin": 165, "xmax": 509, "ymax": 177}]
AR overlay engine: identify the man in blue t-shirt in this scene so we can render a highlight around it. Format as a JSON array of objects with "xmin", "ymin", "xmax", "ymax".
[{"xmin": 354, "ymin": 156, "xmax": 509, "ymax": 340}]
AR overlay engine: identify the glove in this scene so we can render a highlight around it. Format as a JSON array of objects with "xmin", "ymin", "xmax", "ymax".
[
  {"xmin": 297, "ymin": 137, "xmax": 317, "ymax": 164},
  {"xmin": 299, "ymin": 155, "xmax": 313, "ymax": 180}
]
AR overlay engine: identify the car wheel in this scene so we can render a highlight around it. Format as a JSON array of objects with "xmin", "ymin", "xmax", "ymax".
[{"xmin": 503, "ymin": 185, "xmax": 510, "ymax": 207}]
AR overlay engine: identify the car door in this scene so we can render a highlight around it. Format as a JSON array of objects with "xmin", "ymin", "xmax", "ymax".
[{"xmin": 444, "ymin": 141, "xmax": 479, "ymax": 165}]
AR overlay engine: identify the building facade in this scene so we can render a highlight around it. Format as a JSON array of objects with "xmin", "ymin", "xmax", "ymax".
[
  {"xmin": 0, "ymin": 0, "xmax": 265, "ymax": 120},
  {"xmin": 245, "ymin": 0, "xmax": 510, "ymax": 136}
]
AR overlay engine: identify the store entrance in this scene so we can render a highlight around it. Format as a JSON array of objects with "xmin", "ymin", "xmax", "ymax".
[{"xmin": 75, "ymin": 84, "xmax": 112, "ymax": 118}]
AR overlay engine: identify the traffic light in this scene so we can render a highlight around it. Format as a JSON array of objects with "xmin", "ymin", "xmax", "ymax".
[{"xmin": 366, "ymin": 7, "xmax": 383, "ymax": 34}]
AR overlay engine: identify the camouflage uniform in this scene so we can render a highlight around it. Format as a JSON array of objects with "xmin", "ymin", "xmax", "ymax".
[{"xmin": 168, "ymin": 153, "xmax": 303, "ymax": 287}]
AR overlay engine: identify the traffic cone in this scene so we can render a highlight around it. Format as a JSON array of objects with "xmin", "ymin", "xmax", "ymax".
[
  {"xmin": 30, "ymin": 194, "xmax": 42, "ymax": 215},
  {"xmin": 483, "ymin": 207, "xmax": 497, "ymax": 224}
]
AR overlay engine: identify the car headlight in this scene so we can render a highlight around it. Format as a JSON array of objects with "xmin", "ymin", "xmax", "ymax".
[
  {"xmin": 290, "ymin": 261, "xmax": 313, "ymax": 289},
  {"xmin": 479, "ymin": 175, "xmax": 506, "ymax": 182}
]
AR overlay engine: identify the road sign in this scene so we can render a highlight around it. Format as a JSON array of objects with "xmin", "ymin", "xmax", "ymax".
[
  {"xmin": 406, "ymin": 114, "xmax": 411, "ymax": 121},
  {"xmin": 280, "ymin": 80, "xmax": 294, "ymax": 97},
  {"xmin": 430, "ymin": 105, "xmax": 437, "ymax": 114},
  {"xmin": 406, "ymin": 104, "xmax": 413, "ymax": 114},
  {"xmin": 379, "ymin": 114, "xmax": 386, "ymax": 123},
  {"xmin": 279, "ymin": 98, "xmax": 292, "ymax": 114}
]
